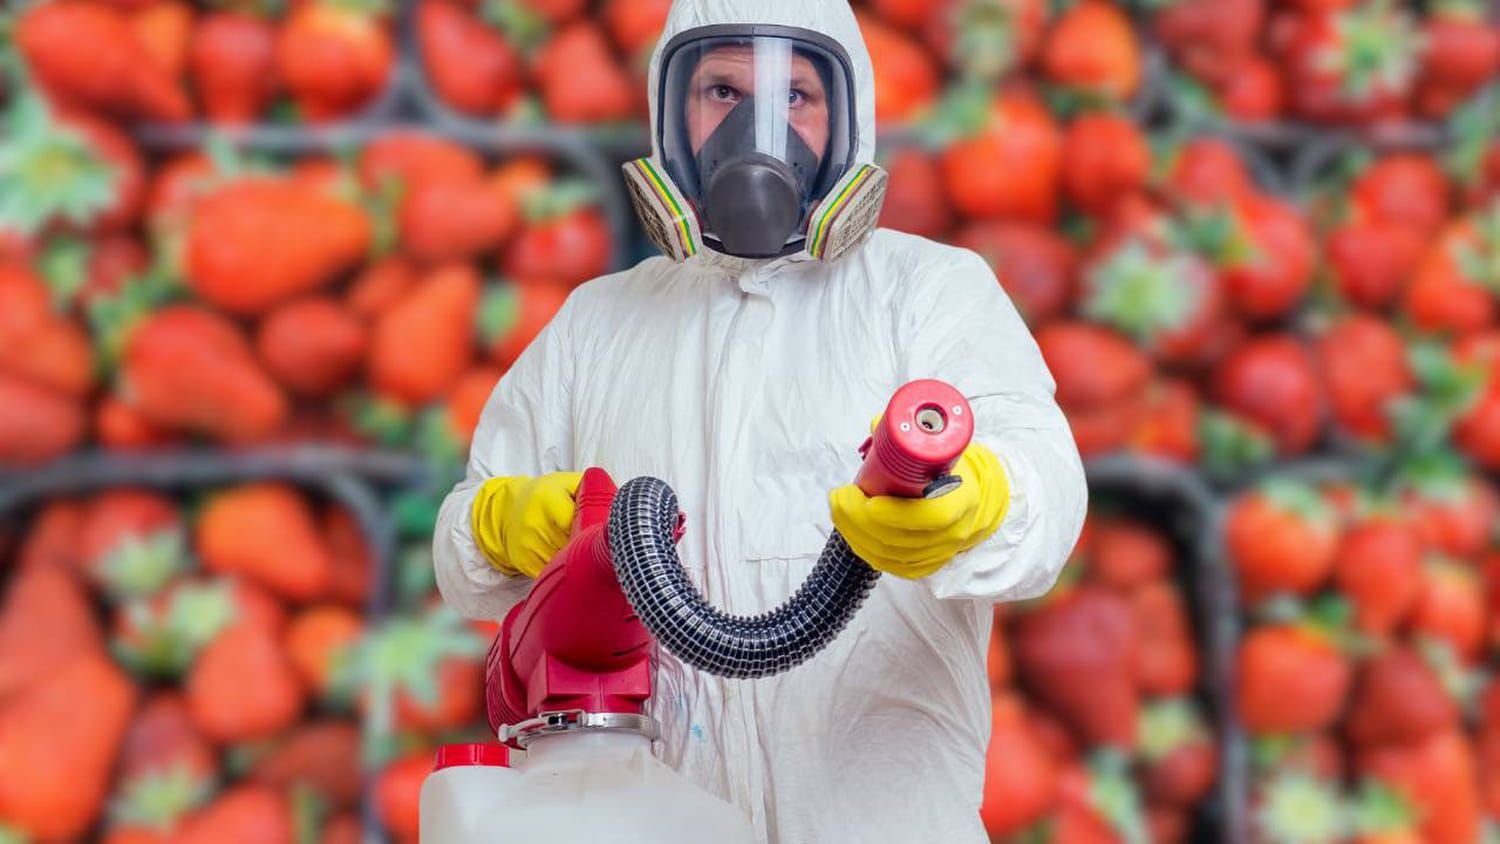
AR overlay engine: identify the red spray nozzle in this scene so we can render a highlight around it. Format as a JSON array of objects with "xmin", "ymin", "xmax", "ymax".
[{"xmin": 855, "ymin": 379, "xmax": 974, "ymax": 499}]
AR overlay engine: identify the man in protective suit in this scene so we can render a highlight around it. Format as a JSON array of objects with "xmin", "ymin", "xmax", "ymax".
[{"xmin": 433, "ymin": 1, "xmax": 1088, "ymax": 840}]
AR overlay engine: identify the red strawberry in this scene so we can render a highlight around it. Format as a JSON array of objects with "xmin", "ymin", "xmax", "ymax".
[
  {"xmin": 186, "ymin": 621, "xmax": 304, "ymax": 743},
  {"xmin": 1215, "ymin": 54, "xmax": 1283, "ymax": 121},
  {"xmin": 878, "ymin": 148, "xmax": 954, "ymax": 240},
  {"xmin": 1327, "ymin": 220, "xmax": 1426, "ymax": 311},
  {"xmin": 1041, "ymin": 0, "xmax": 1141, "ymax": 101},
  {"xmin": 96, "ymin": 394, "xmax": 178, "ymax": 450},
  {"xmin": 602, "ymin": 0, "xmax": 672, "ymax": 57},
  {"xmin": 1139, "ymin": 699, "xmax": 1217, "ymax": 807},
  {"xmin": 175, "ymin": 786, "xmax": 293, "ymax": 844},
  {"xmin": 121, "ymin": 305, "xmax": 288, "ymax": 442},
  {"xmin": 0, "ymin": 266, "xmax": 95, "ymax": 399},
  {"xmin": 1132, "ymin": 581, "xmax": 1198, "ymax": 696},
  {"xmin": 534, "ymin": 22, "xmax": 634, "ymax": 124},
  {"xmin": 186, "ymin": 178, "xmax": 371, "ymax": 315},
  {"xmin": 1358, "ymin": 730, "xmax": 1480, "ymax": 844},
  {"xmin": 16, "ymin": 0, "xmax": 190, "ymax": 122},
  {"xmin": 481, "ymin": 279, "xmax": 568, "ymax": 367},
  {"xmin": 1128, "ymin": 378, "xmax": 1201, "ymax": 463},
  {"xmin": 1314, "ymin": 315, "xmax": 1413, "ymax": 443},
  {"xmin": 1403, "ymin": 228, "xmax": 1496, "ymax": 335},
  {"xmin": 369, "ymin": 263, "xmax": 480, "ymax": 404},
  {"xmin": 1037, "ymin": 322, "xmax": 1151, "ymax": 410},
  {"xmin": 359, "ymin": 133, "xmax": 484, "ymax": 194},
  {"xmin": 275, "ymin": 3, "xmax": 392, "ymax": 122},
  {"xmin": 940, "ymin": 92, "xmax": 1062, "ymax": 223},
  {"xmin": 1162, "ymin": 138, "xmax": 1253, "ymax": 206},
  {"xmin": 347, "ymin": 255, "xmax": 418, "ymax": 319},
  {"xmin": 322, "ymin": 507, "xmax": 374, "ymax": 609},
  {"xmin": 1410, "ymin": 560, "xmax": 1485, "ymax": 663},
  {"xmin": 78, "ymin": 488, "xmax": 184, "ymax": 600},
  {"xmin": 417, "ymin": 0, "xmax": 524, "ymax": 117},
  {"xmin": 112, "ymin": 693, "xmax": 216, "ymax": 832},
  {"xmin": 249, "ymin": 721, "xmax": 363, "ymax": 809},
  {"xmin": 1220, "ymin": 195, "xmax": 1316, "ymax": 321},
  {"xmin": 1346, "ymin": 645, "xmax": 1459, "ymax": 747},
  {"xmin": 1417, "ymin": 2, "xmax": 1500, "ymax": 118},
  {"xmin": 980, "ymin": 692, "xmax": 1060, "ymax": 837},
  {"xmin": 1062, "ymin": 113, "xmax": 1150, "ymax": 218},
  {"xmin": 1081, "ymin": 235, "xmax": 1226, "ymax": 367},
  {"xmin": 57, "ymin": 110, "xmax": 149, "ymax": 234},
  {"xmin": 1236, "ymin": 622, "xmax": 1350, "ymax": 734},
  {"xmin": 197, "ymin": 483, "xmax": 333, "ymax": 603},
  {"xmin": 1013, "ymin": 586, "xmax": 1140, "ymax": 748},
  {"xmin": 1226, "ymin": 482, "xmax": 1339, "ymax": 604},
  {"xmin": 1333, "ymin": 516, "xmax": 1424, "ymax": 637},
  {"xmin": 398, "ymin": 174, "xmax": 521, "ymax": 263},
  {"xmin": 1212, "ymin": 335, "xmax": 1324, "ymax": 455},
  {"xmin": 128, "ymin": 0, "xmax": 193, "ymax": 82},
  {"xmin": 1285, "ymin": 4, "xmax": 1421, "ymax": 125},
  {"xmin": 112, "ymin": 577, "xmax": 282, "ymax": 678},
  {"xmin": 1151, "ymin": 0, "xmax": 1264, "ymax": 87},
  {"xmin": 954, "ymin": 221, "xmax": 1076, "ymax": 327},
  {"xmin": 502, "ymin": 205, "xmax": 612, "ymax": 287},
  {"xmin": 1404, "ymin": 474, "xmax": 1497, "ymax": 560},
  {"xmin": 374, "ymin": 753, "xmax": 429, "ymax": 842},
  {"xmin": 0, "ymin": 655, "xmax": 137, "ymax": 839},
  {"xmin": 256, "ymin": 297, "xmax": 368, "ymax": 399},
  {"xmin": 1353, "ymin": 155, "xmax": 1451, "ymax": 236},
  {"xmin": 1454, "ymin": 386, "xmax": 1500, "ymax": 470},
  {"xmin": 858, "ymin": 13, "xmax": 940, "ymax": 125},
  {"xmin": 0, "ymin": 554, "xmax": 102, "ymax": 700},
  {"xmin": 1085, "ymin": 517, "xmax": 1171, "ymax": 591},
  {"xmin": 0, "ymin": 371, "xmax": 86, "ymax": 466},
  {"xmin": 284, "ymin": 606, "xmax": 364, "ymax": 699},
  {"xmin": 188, "ymin": 12, "xmax": 276, "ymax": 125}
]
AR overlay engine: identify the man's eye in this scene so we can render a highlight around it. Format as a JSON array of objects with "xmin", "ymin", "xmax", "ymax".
[
  {"xmin": 709, "ymin": 85, "xmax": 740, "ymax": 102},
  {"xmin": 788, "ymin": 89, "xmax": 806, "ymax": 106}
]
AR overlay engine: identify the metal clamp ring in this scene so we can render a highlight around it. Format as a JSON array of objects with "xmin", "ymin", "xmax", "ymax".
[{"xmin": 499, "ymin": 710, "xmax": 661, "ymax": 749}]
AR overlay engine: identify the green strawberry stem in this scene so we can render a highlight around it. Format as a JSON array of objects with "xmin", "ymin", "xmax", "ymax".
[
  {"xmin": 1323, "ymin": 0, "xmax": 1422, "ymax": 102},
  {"xmin": 1255, "ymin": 772, "xmax": 1348, "ymax": 844},
  {"xmin": 1080, "ymin": 239, "xmax": 1203, "ymax": 348},
  {"xmin": 1086, "ymin": 750, "xmax": 1149, "ymax": 844},
  {"xmin": 482, "ymin": 0, "xmax": 549, "ymax": 51},
  {"xmin": 1351, "ymin": 780, "xmax": 1416, "ymax": 837},
  {"xmin": 0, "ymin": 92, "xmax": 119, "ymax": 236},
  {"xmin": 521, "ymin": 179, "xmax": 598, "ymax": 223},
  {"xmin": 1198, "ymin": 411, "xmax": 1275, "ymax": 483},
  {"xmin": 113, "ymin": 582, "xmax": 239, "ymax": 678},
  {"xmin": 1138, "ymin": 698, "xmax": 1204, "ymax": 763},
  {"xmin": 108, "ymin": 764, "xmax": 215, "ymax": 832},
  {"xmin": 96, "ymin": 529, "xmax": 190, "ymax": 603},
  {"xmin": 1445, "ymin": 85, "xmax": 1500, "ymax": 187}
]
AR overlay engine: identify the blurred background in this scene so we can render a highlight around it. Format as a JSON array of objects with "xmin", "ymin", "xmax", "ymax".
[{"xmin": 0, "ymin": 0, "xmax": 1497, "ymax": 841}]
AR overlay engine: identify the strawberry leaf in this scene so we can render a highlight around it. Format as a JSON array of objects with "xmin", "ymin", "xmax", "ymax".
[
  {"xmin": 109, "ymin": 764, "xmax": 215, "ymax": 831},
  {"xmin": 1254, "ymin": 772, "xmax": 1348, "ymax": 844},
  {"xmin": 1350, "ymin": 780, "xmax": 1415, "ymax": 836},
  {"xmin": 0, "ymin": 93, "xmax": 119, "ymax": 236}
]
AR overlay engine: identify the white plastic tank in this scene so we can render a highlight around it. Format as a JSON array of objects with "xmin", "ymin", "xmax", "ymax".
[
  {"xmin": 421, "ymin": 729, "xmax": 757, "ymax": 844},
  {"xmin": 420, "ymin": 743, "xmax": 520, "ymax": 843}
]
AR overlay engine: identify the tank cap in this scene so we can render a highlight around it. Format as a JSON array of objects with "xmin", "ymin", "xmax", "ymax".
[{"xmin": 433, "ymin": 743, "xmax": 510, "ymax": 770}]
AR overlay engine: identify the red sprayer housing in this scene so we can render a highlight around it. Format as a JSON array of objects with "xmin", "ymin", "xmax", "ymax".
[{"xmin": 855, "ymin": 379, "xmax": 974, "ymax": 498}]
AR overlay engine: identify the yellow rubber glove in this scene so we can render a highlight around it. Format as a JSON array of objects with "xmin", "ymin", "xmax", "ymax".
[
  {"xmin": 829, "ymin": 442, "xmax": 1010, "ymax": 580},
  {"xmin": 470, "ymin": 472, "xmax": 584, "ymax": 577}
]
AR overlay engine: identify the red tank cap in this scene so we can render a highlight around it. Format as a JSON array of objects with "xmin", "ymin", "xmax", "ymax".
[{"xmin": 433, "ymin": 743, "xmax": 510, "ymax": 770}]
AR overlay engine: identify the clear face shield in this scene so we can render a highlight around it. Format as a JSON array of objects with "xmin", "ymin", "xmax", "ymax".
[{"xmin": 657, "ymin": 27, "xmax": 858, "ymax": 258}]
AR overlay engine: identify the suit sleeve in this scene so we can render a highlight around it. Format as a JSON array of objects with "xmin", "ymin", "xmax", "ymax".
[
  {"xmin": 432, "ymin": 295, "xmax": 578, "ymax": 621},
  {"xmin": 898, "ymin": 247, "xmax": 1087, "ymax": 603}
]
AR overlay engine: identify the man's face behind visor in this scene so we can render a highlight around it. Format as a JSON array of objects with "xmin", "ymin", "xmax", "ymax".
[{"xmin": 684, "ymin": 45, "xmax": 831, "ymax": 162}]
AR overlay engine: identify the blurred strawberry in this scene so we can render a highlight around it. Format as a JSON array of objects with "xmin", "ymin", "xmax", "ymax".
[
  {"xmin": 877, "ymin": 148, "xmax": 953, "ymax": 239},
  {"xmin": 284, "ymin": 605, "xmax": 363, "ymax": 700},
  {"xmin": 1215, "ymin": 55, "xmax": 1283, "ymax": 121},
  {"xmin": 1326, "ymin": 219, "xmax": 1425, "ymax": 310},
  {"xmin": 1332, "ymin": 515, "xmax": 1424, "ymax": 637},
  {"xmin": 1152, "ymin": 0, "xmax": 1264, "ymax": 87},
  {"xmin": 359, "ymin": 133, "xmax": 484, "ymax": 193},
  {"xmin": 96, "ymin": 395, "xmax": 179, "ymax": 451},
  {"xmin": 1132, "ymin": 581, "xmax": 1198, "ymax": 696},
  {"xmin": 481, "ymin": 279, "xmax": 569, "ymax": 367},
  {"xmin": 1139, "ymin": 699, "xmax": 1217, "ymax": 807},
  {"xmin": 1314, "ymin": 315, "xmax": 1413, "ymax": 443},
  {"xmin": 186, "ymin": 619, "xmax": 304, "ymax": 744},
  {"xmin": 175, "ymin": 786, "xmax": 293, "ymax": 844},
  {"xmin": 602, "ymin": 0, "xmax": 672, "ymax": 57},
  {"xmin": 502, "ymin": 190, "xmax": 612, "ymax": 287},
  {"xmin": 1062, "ymin": 113, "xmax": 1149, "ymax": 218},
  {"xmin": 2, "ymin": 101, "xmax": 146, "ymax": 237},
  {"xmin": 1402, "ymin": 217, "xmax": 1497, "ymax": 335},
  {"xmin": 322, "ymin": 507, "xmax": 374, "ymax": 609},
  {"xmin": 397, "ymin": 172, "xmax": 521, "ymax": 264},
  {"xmin": 1218, "ymin": 195, "xmax": 1316, "ymax": 321},
  {"xmin": 369, "ymin": 263, "xmax": 481, "ymax": 404},
  {"xmin": 374, "ymin": 753, "xmax": 429, "ymax": 842},
  {"xmin": 1352, "ymin": 154, "xmax": 1451, "ymax": 236},
  {"xmin": 534, "ymin": 22, "xmax": 634, "ymax": 124},
  {"xmin": 1358, "ymin": 729, "xmax": 1480, "ymax": 844},
  {"xmin": 1236, "ymin": 619, "xmax": 1351, "ymax": 734},
  {"xmin": 1041, "ymin": 0, "xmax": 1140, "ymax": 101},
  {"xmin": 0, "ymin": 655, "xmax": 137, "ymax": 840},
  {"xmin": 0, "ymin": 553, "xmax": 103, "ymax": 700},
  {"xmin": 417, "ymin": 0, "xmax": 525, "ymax": 117},
  {"xmin": 1416, "ymin": 1, "xmax": 1499, "ymax": 119},
  {"xmin": 1410, "ymin": 560, "xmax": 1485, "ymax": 663},
  {"xmin": 348, "ymin": 607, "xmax": 487, "ymax": 733},
  {"xmin": 1285, "ymin": 3, "xmax": 1421, "ymax": 125},
  {"xmin": 189, "ymin": 11, "xmax": 278, "ymax": 125},
  {"xmin": 112, "ymin": 578, "xmax": 267, "ymax": 678},
  {"xmin": 1052, "ymin": 756, "xmax": 1148, "ymax": 844},
  {"xmin": 1226, "ymin": 481, "xmax": 1339, "ymax": 605},
  {"xmin": 1036, "ymin": 322, "xmax": 1151, "ymax": 411},
  {"xmin": 16, "ymin": 0, "xmax": 190, "ymax": 122},
  {"xmin": 1013, "ymin": 585, "xmax": 1140, "ymax": 748},
  {"xmin": 276, "ymin": 1, "xmax": 393, "ymax": 122},
  {"xmin": 1346, "ymin": 645, "xmax": 1459, "ymax": 747},
  {"xmin": 121, "ymin": 306, "xmax": 288, "ymax": 442},
  {"xmin": 0, "ymin": 265, "xmax": 95, "ymax": 399},
  {"xmin": 78, "ymin": 489, "xmax": 185, "ymax": 601},
  {"xmin": 954, "ymin": 221, "xmax": 1076, "ymax": 326},
  {"xmin": 1161, "ymin": 138, "xmax": 1254, "ymax": 207},
  {"xmin": 0, "ymin": 371, "xmax": 87, "ymax": 466},
  {"xmin": 185, "ymin": 177, "xmax": 371, "ymax": 315},
  {"xmin": 937, "ymin": 91, "xmax": 1062, "ymax": 223},
  {"xmin": 1454, "ymin": 385, "xmax": 1500, "ymax": 469},
  {"xmin": 347, "ymin": 255, "xmax": 418, "ymax": 319},
  {"xmin": 256, "ymin": 296, "xmax": 368, "ymax": 399},
  {"xmin": 1403, "ymin": 470, "xmax": 1497, "ymax": 560},
  {"xmin": 980, "ymin": 692, "xmax": 1060, "ymax": 837},
  {"xmin": 1085, "ymin": 518, "xmax": 1171, "ymax": 592},
  {"xmin": 249, "ymin": 721, "xmax": 363, "ymax": 809},
  {"xmin": 1081, "ymin": 236, "xmax": 1226, "ymax": 368},
  {"xmin": 198, "ymin": 483, "xmax": 334, "ymax": 603},
  {"xmin": 1128, "ymin": 378, "xmax": 1201, "ymax": 463},
  {"xmin": 858, "ymin": 13, "xmax": 940, "ymax": 125},
  {"xmin": 128, "ymin": 0, "xmax": 193, "ymax": 81},
  {"xmin": 1251, "ymin": 772, "xmax": 1347, "ymax": 844},
  {"xmin": 1212, "ymin": 335, "xmax": 1324, "ymax": 455},
  {"xmin": 111, "ymin": 694, "xmax": 215, "ymax": 834}
]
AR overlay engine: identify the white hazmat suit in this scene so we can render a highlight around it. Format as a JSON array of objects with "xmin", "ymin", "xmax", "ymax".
[{"xmin": 433, "ymin": 1, "xmax": 1089, "ymax": 840}]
